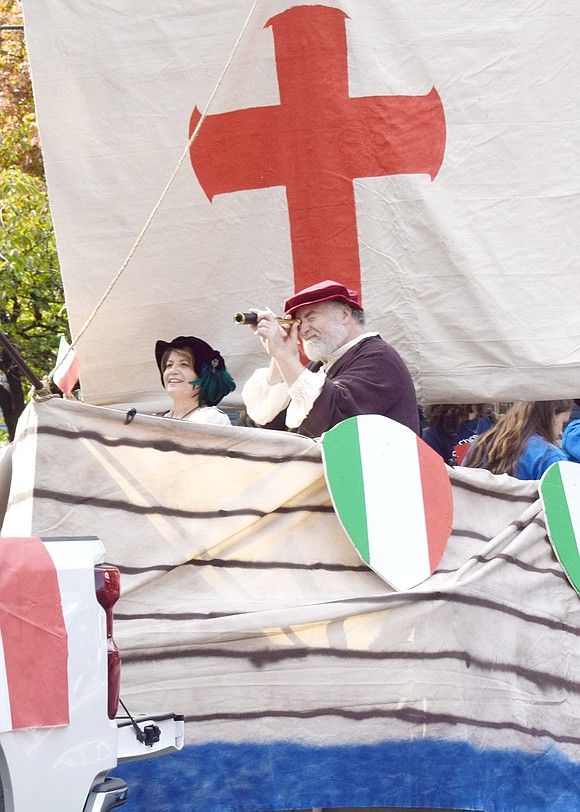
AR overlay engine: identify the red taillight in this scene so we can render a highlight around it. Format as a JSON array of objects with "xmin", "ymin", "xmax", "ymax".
[
  {"xmin": 95, "ymin": 565, "xmax": 121, "ymax": 719},
  {"xmin": 107, "ymin": 646, "xmax": 121, "ymax": 719},
  {"xmin": 95, "ymin": 566, "xmax": 121, "ymax": 635}
]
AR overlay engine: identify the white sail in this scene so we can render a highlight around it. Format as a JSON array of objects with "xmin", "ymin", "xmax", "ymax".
[{"xmin": 22, "ymin": 0, "xmax": 580, "ymax": 409}]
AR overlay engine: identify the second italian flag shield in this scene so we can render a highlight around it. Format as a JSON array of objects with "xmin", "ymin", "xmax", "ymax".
[
  {"xmin": 540, "ymin": 461, "xmax": 580, "ymax": 595},
  {"xmin": 321, "ymin": 415, "xmax": 453, "ymax": 591}
]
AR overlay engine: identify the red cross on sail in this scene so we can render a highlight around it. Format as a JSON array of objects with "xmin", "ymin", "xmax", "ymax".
[{"xmin": 189, "ymin": 4, "xmax": 446, "ymax": 295}]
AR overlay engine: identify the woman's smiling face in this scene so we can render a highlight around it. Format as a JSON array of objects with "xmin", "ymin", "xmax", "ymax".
[{"xmin": 162, "ymin": 349, "xmax": 197, "ymax": 396}]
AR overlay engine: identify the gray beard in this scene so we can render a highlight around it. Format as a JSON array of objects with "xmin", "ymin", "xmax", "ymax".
[{"xmin": 302, "ymin": 335, "xmax": 342, "ymax": 363}]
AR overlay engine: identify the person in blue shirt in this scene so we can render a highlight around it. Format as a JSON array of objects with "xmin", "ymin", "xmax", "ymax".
[
  {"xmin": 563, "ymin": 417, "xmax": 580, "ymax": 462},
  {"xmin": 463, "ymin": 400, "xmax": 572, "ymax": 480},
  {"xmin": 422, "ymin": 403, "xmax": 496, "ymax": 466}
]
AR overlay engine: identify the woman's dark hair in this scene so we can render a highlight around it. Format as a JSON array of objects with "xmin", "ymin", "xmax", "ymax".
[
  {"xmin": 424, "ymin": 404, "xmax": 474, "ymax": 435},
  {"xmin": 423, "ymin": 403, "xmax": 493, "ymax": 435}
]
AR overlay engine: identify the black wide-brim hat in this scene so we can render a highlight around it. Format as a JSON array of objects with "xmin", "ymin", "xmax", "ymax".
[{"xmin": 155, "ymin": 335, "xmax": 225, "ymax": 383}]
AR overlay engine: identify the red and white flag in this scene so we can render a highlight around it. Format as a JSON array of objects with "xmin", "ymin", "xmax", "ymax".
[
  {"xmin": 53, "ymin": 336, "xmax": 80, "ymax": 397},
  {"xmin": 0, "ymin": 537, "xmax": 69, "ymax": 730}
]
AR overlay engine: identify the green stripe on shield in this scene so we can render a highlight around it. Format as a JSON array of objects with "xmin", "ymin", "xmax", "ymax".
[{"xmin": 321, "ymin": 417, "xmax": 370, "ymax": 564}]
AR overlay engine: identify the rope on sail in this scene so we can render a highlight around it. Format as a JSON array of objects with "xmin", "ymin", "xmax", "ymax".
[{"xmin": 47, "ymin": 0, "xmax": 262, "ymax": 383}]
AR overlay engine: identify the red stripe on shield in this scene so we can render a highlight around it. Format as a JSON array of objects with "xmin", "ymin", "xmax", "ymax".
[{"xmin": 416, "ymin": 437, "xmax": 454, "ymax": 572}]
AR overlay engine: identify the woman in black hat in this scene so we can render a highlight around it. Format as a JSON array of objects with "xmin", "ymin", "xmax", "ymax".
[{"xmin": 155, "ymin": 336, "xmax": 235, "ymax": 425}]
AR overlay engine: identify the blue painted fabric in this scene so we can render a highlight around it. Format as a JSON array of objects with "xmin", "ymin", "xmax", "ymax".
[{"xmin": 116, "ymin": 739, "xmax": 580, "ymax": 812}]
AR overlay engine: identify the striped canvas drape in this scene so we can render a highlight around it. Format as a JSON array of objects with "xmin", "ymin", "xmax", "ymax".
[{"xmin": 2, "ymin": 398, "xmax": 580, "ymax": 811}]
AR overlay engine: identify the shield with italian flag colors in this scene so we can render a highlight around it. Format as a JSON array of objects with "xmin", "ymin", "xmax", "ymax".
[
  {"xmin": 540, "ymin": 461, "xmax": 580, "ymax": 595},
  {"xmin": 321, "ymin": 414, "xmax": 453, "ymax": 591}
]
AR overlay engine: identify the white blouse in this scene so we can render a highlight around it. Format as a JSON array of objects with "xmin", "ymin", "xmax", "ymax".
[{"xmin": 163, "ymin": 407, "xmax": 231, "ymax": 426}]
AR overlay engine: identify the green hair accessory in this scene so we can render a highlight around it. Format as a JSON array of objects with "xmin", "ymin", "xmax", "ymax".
[{"xmin": 189, "ymin": 357, "xmax": 235, "ymax": 407}]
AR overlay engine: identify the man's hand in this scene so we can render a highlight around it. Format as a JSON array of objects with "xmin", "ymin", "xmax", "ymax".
[
  {"xmin": 249, "ymin": 309, "xmax": 296, "ymax": 354},
  {"xmin": 249, "ymin": 308, "xmax": 304, "ymax": 387}
]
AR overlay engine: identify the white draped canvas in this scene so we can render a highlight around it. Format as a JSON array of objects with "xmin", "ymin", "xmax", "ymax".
[
  {"xmin": 2, "ymin": 399, "xmax": 580, "ymax": 811},
  {"xmin": 21, "ymin": 0, "xmax": 580, "ymax": 409}
]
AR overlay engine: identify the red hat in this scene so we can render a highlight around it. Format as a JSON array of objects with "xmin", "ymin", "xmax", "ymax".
[{"xmin": 283, "ymin": 280, "xmax": 362, "ymax": 317}]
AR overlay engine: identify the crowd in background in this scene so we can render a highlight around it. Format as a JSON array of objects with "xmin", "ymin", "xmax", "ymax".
[{"xmin": 421, "ymin": 399, "xmax": 580, "ymax": 481}]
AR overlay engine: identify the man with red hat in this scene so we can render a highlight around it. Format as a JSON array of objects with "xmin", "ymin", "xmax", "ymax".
[{"xmin": 242, "ymin": 279, "xmax": 419, "ymax": 437}]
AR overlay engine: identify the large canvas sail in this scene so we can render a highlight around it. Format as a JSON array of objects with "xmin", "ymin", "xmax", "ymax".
[{"xmin": 21, "ymin": 0, "xmax": 580, "ymax": 409}]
